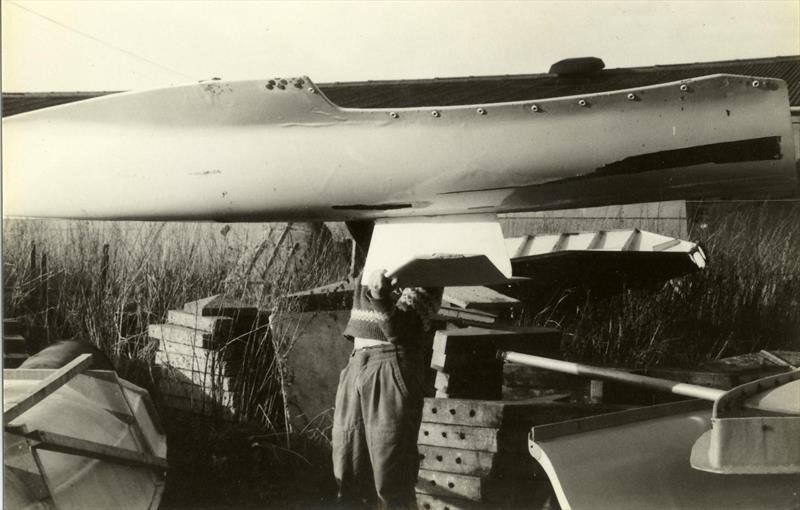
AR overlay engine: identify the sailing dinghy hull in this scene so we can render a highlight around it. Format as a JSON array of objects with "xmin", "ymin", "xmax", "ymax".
[
  {"xmin": 3, "ymin": 366, "xmax": 167, "ymax": 510},
  {"xmin": 3, "ymin": 74, "xmax": 796, "ymax": 221}
]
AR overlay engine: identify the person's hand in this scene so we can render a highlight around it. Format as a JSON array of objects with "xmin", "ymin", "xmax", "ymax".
[{"xmin": 367, "ymin": 269, "xmax": 393, "ymax": 299}]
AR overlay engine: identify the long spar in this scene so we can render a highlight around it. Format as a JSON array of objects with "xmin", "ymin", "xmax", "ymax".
[{"xmin": 498, "ymin": 351, "xmax": 726, "ymax": 402}]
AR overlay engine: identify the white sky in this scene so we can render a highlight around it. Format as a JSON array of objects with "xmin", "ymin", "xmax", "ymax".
[{"xmin": 2, "ymin": 0, "xmax": 799, "ymax": 92}]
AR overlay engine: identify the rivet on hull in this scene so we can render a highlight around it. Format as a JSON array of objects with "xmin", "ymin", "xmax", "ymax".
[
  {"xmin": 389, "ymin": 112, "xmax": 399, "ymax": 119},
  {"xmin": 752, "ymin": 80, "xmax": 760, "ymax": 88},
  {"xmin": 627, "ymin": 93, "xmax": 637, "ymax": 101},
  {"xmin": 476, "ymin": 107, "xmax": 487, "ymax": 115},
  {"xmin": 680, "ymin": 84, "xmax": 689, "ymax": 92},
  {"xmin": 431, "ymin": 110, "xmax": 441, "ymax": 118},
  {"xmin": 530, "ymin": 104, "xmax": 540, "ymax": 112},
  {"xmin": 578, "ymin": 99, "xmax": 588, "ymax": 107}
]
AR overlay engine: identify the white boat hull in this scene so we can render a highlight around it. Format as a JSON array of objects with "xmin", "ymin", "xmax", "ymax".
[
  {"xmin": 529, "ymin": 401, "xmax": 800, "ymax": 510},
  {"xmin": 2, "ymin": 74, "xmax": 796, "ymax": 221},
  {"xmin": 3, "ymin": 369, "xmax": 167, "ymax": 510}
]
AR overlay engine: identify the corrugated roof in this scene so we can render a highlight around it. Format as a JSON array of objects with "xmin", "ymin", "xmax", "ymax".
[{"xmin": 3, "ymin": 55, "xmax": 799, "ymax": 117}]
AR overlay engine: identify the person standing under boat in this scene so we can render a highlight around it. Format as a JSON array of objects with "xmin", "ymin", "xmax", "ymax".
[{"xmin": 332, "ymin": 269, "xmax": 442, "ymax": 509}]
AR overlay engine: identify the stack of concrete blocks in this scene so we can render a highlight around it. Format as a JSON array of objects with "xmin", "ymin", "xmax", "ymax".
[
  {"xmin": 416, "ymin": 396, "xmax": 628, "ymax": 510},
  {"xmin": 436, "ymin": 286, "xmax": 521, "ymax": 329},
  {"xmin": 415, "ymin": 398, "xmax": 551, "ymax": 509},
  {"xmin": 149, "ymin": 295, "xmax": 267, "ymax": 417},
  {"xmin": 419, "ymin": 326, "xmax": 566, "ymax": 508},
  {"xmin": 431, "ymin": 327, "xmax": 562, "ymax": 400}
]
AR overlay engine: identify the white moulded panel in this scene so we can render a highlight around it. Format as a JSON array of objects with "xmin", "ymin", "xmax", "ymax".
[
  {"xmin": 529, "ymin": 405, "xmax": 799, "ymax": 509},
  {"xmin": 362, "ymin": 214, "xmax": 512, "ymax": 287}
]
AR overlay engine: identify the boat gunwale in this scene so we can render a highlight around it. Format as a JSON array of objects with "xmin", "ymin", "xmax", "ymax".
[{"xmin": 3, "ymin": 73, "xmax": 788, "ymax": 121}]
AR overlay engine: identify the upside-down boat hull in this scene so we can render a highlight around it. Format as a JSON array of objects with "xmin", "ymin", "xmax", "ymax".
[
  {"xmin": 2, "ymin": 74, "xmax": 796, "ymax": 221},
  {"xmin": 3, "ymin": 368, "xmax": 167, "ymax": 510}
]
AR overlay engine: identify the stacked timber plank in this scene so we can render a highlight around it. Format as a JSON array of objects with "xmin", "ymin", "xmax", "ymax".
[
  {"xmin": 149, "ymin": 295, "xmax": 266, "ymax": 416},
  {"xmin": 416, "ymin": 397, "xmax": 627, "ymax": 509},
  {"xmin": 437, "ymin": 286, "xmax": 521, "ymax": 327},
  {"xmin": 3, "ymin": 318, "xmax": 29, "ymax": 368},
  {"xmin": 432, "ymin": 327, "xmax": 561, "ymax": 400}
]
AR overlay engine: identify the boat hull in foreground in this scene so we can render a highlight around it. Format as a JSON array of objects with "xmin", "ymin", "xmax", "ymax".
[
  {"xmin": 3, "ymin": 364, "xmax": 167, "ymax": 510},
  {"xmin": 528, "ymin": 400, "xmax": 799, "ymax": 510}
]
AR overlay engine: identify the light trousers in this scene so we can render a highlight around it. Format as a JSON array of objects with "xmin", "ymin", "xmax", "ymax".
[{"xmin": 332, "ymin": 344, "xmax": 424, "ymax": 509}]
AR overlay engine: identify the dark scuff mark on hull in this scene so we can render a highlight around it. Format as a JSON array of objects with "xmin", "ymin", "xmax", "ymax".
[
  {"xmin": 332, "ymin": 203, "xmax": 414, "ymax": 211},
  {"xmin": 438, "ymin": 136, "xmax": 784, "ymax": 197},
  {"xmin": 436, "ymin": 136, "xmax": 793, "ymax": 212},
  {"xmin": 595, "ymin": 136, "xmax": 782, "ymax": 176}
]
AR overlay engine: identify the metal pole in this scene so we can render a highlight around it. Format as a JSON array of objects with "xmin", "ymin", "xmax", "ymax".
[{"xmin": 498, "ymin": 351, "xmax": 725, "ymax": 402}]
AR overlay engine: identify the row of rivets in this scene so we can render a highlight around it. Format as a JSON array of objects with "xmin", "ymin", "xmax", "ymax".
[
  {"xmin": 529, "ymin": 79, "xmax": 766, "ymax": 112},
  {"xmin": 679, "ymin": 80, "xmax": 763, "ymax": 91},
  {"xmin": 264, "ymin": 77, "xmax": 765, "ymax": 106},
  {"xmin": 389, "ymin": 108, "xmax": 492, "ymax": 120},
  {"xmin": 384, "ymin": 79, "xmax": 767, "ymax": 118}
]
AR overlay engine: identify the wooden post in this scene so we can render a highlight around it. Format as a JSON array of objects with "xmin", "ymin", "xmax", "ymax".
[
  {"xmin": 349, "ymin": 239, "xmax": 359, "ymax": 279},
  {"xmin": 40, "ymin": 251, "xmax": 49, "ymax": 343},
  {"xmin": 100, "ymin": 243, "xmax": 110, "ymax": 293},
  {"xmin": 29, "ymin": 241, "xmax": 36, "ymax": 276},
  {"xmin": 256, "ymin": 223, "xmax": 293, "ymax": 301},
  {"xmin": 345, "ymin": 220, "xmax": 373, "ymax": 278},
  {"xmin": 589, "ymin": 380, "xmax": 604, "ymax": 403},
  {"xmin": 28, "ymin": 241, "xmax": 38, "ymax": 317}
]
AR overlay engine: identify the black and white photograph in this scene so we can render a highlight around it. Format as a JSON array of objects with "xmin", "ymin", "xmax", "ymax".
[{"xmin": 2, "ymin": 1, "xmax": 799, "ymax": 508}]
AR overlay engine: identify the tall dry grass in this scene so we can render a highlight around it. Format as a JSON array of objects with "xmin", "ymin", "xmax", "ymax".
[
  {"xmin": 528, "ymin": 202, "xmax": 800, "ymax": 367},
  {"xmin": 2, "ymin": 218, "xmax": 349, "ymax": 507},
  {"xmin": 3, "ymin": 202, "xmax": 798, "ymax": 505}
]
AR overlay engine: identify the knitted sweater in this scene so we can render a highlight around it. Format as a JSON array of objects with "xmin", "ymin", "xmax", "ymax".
[{"xmin": 342, "ymin": 278, "xmax": 442, "ymax": 349}]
